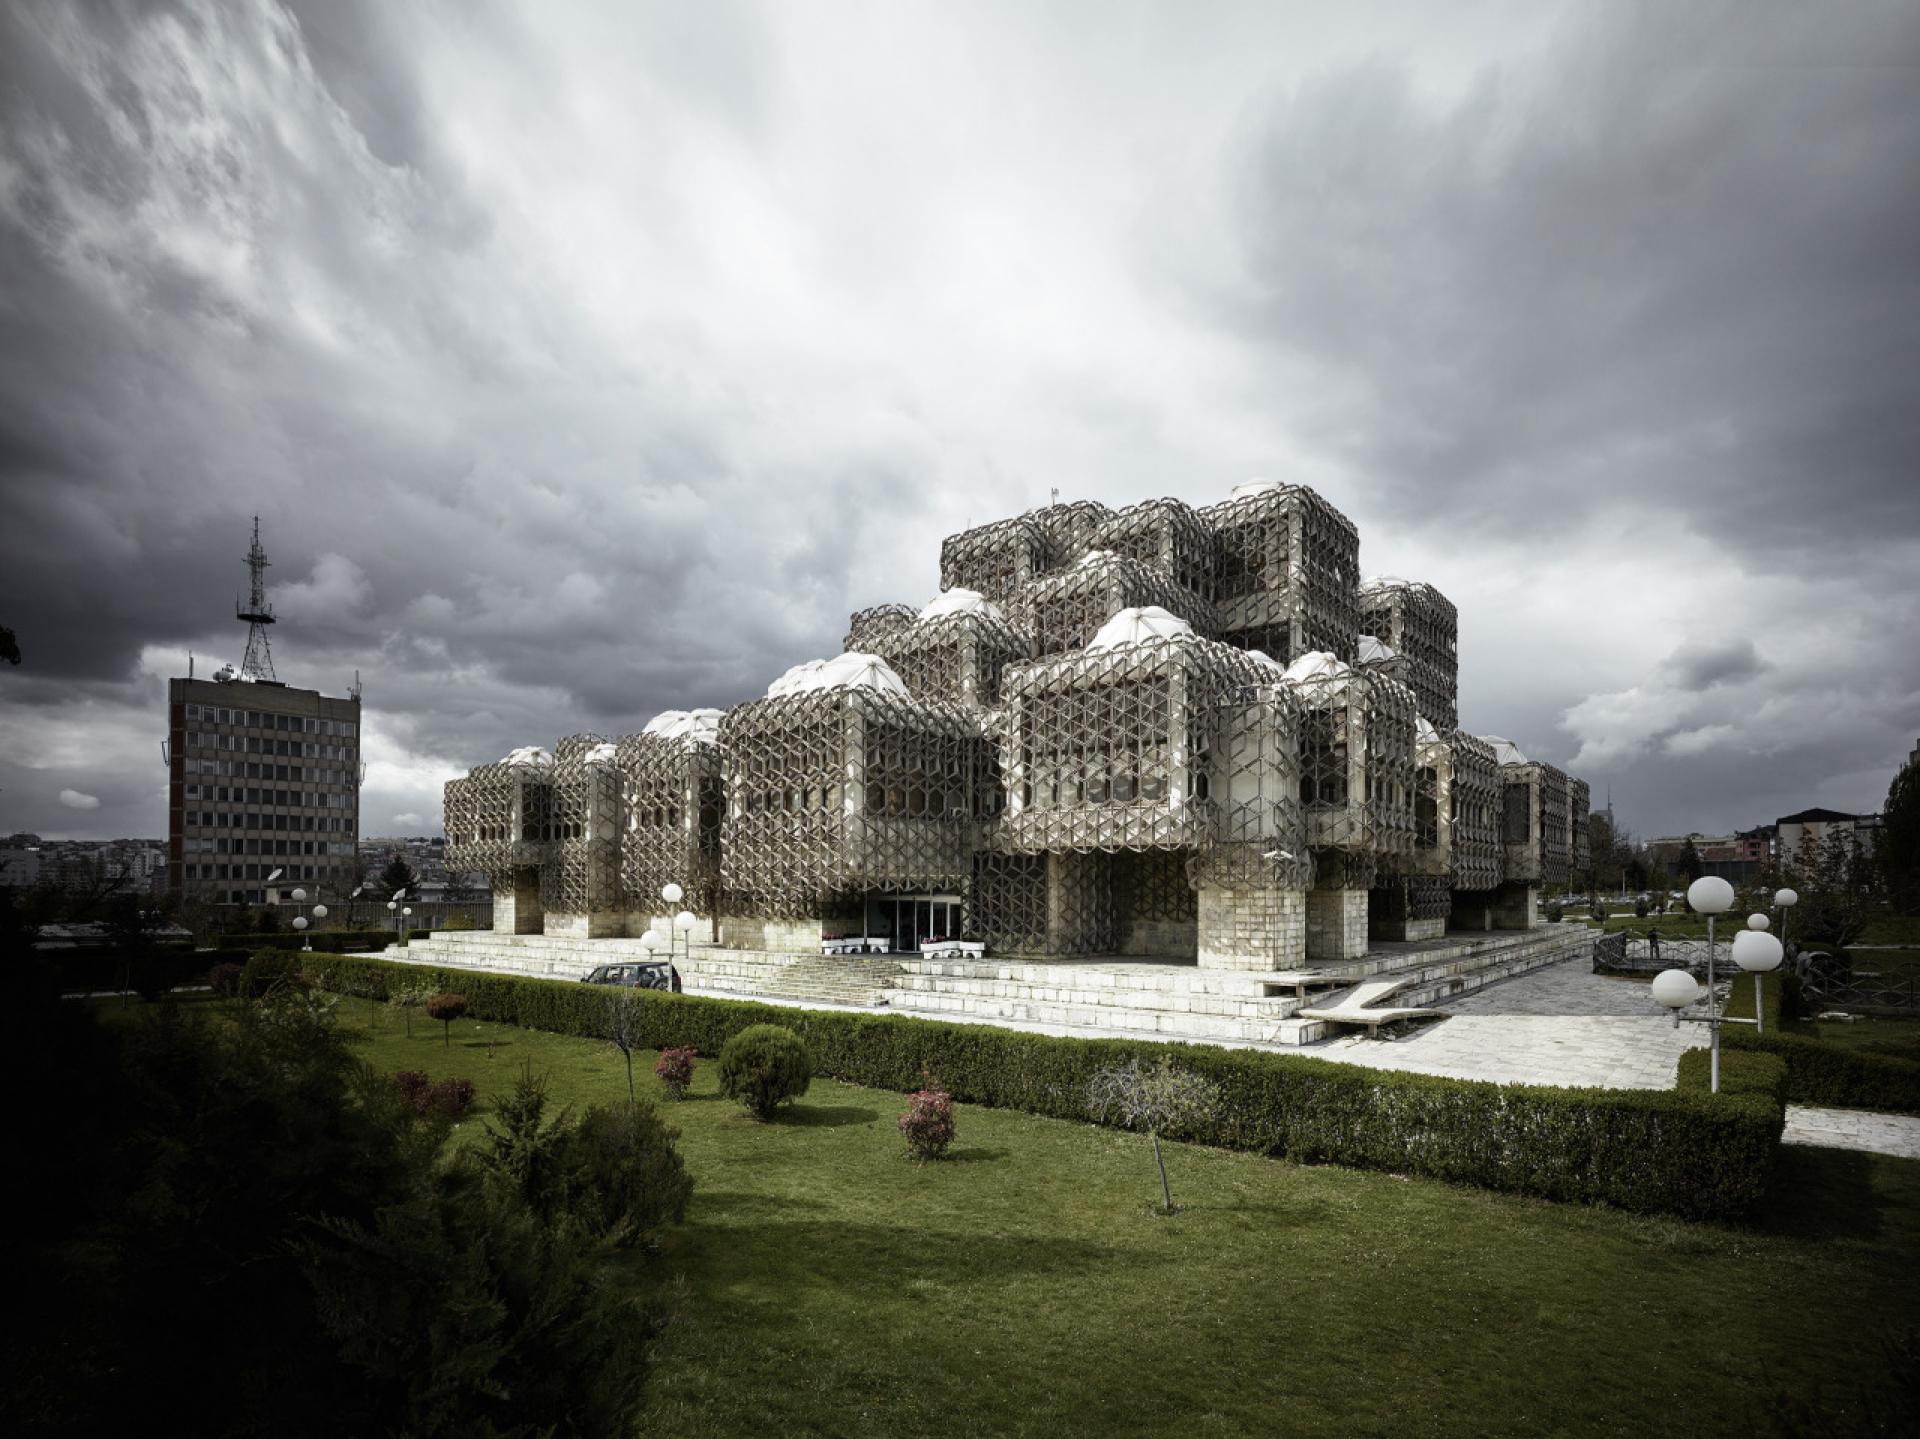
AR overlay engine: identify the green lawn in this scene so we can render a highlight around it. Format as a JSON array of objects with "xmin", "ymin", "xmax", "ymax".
[{"xmin": 326, "ymin": 998, "xmax": 1920, "ymax": 1439}]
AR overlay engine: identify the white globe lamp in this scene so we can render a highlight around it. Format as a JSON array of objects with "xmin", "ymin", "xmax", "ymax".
[
  {"xmin": 312, "ymin": 903, "xmax": 328, "ymax": 919},
  {"xmin": 661, "ymin": 882, "xmax": 684, "ymax": 905},
  {"xmin": 674, "ymin": 910, "xmax": 696, "ymax": 932},
  {"xmin": 1687, "ymin": 876, "xmax": 1734, "ymax": 914},
  {"xmin": 1651, "ymin": 969, "xmax": 1700, "ymax": 1011},
  {"xmin": 1746, "ymin": 913, "xmax": 1770, "ymax": 930},
  {"xmin": 291, "ymin": 887, "xmax": 307, "ymax": 903},
  {"xmin": 292, "ymin": 915, "xmax": 308, "ymax": 931},
  {"xmin": 1773, "ymin": 887, "xmax": 1798, "ymax": 908},
  {"xmin": 639, "ymin": 930, "xmax": 660, "ymax": 955},
  {"xmin": 1732, "ymin": 929, "xmax": 1784, "ymax": 973}
]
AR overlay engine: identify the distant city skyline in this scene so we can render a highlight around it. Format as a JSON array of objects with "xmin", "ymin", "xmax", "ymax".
[{"xmin": 3, "ymin": 0, "xmax": 1917, "ymax": 844}]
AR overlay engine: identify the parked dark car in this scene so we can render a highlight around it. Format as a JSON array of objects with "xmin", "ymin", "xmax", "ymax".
[{"xmin": 581, "ymin": 960, "xmax": 681, "ymax": 993}]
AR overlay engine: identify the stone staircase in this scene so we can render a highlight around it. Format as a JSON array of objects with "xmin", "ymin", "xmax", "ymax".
[
  {"xmin": 888, "ymin": 925, "xmax": 1593, "ymax": 1047},
  {"xmin": 384, "ymin": 924, "xmax": 1593, "ymax": 1050}
]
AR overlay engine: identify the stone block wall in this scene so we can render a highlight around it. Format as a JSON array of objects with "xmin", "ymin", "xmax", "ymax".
[
  {"xmin": 1492, "ymin": 881, "xmax": 1538, "ymax": 931},
  {"xmin": 1197, "ymin": 885, "xmax": 1306, "ymax": 970},
  {"xmin": 720, "ymin": 914, "xmax": 825, "ymax": 953},
  {"xmin": 1306, "ymin": 887, "xmax": 1369, "ymax": 962},
  {"xmin": 1118, "ymin": 916, "xmax": 1199, "ymax": 961},
  {"xmin": 493, "ymin": 867, "xmax": 543, "ymax": 935}
]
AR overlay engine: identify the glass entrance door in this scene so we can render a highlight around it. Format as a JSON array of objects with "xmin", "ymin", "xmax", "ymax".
[{"xmin": 870, "ymin": 894, "xmax": 962, "ymax": 952}]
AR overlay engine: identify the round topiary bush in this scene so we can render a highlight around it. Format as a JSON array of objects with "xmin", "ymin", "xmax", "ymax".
[{"xmin": 717, "ymin": 1024, "xmax": 810, "ymax": 1119}]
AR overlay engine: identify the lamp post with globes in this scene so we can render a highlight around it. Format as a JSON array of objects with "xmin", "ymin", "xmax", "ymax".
[
  {"xmin": 1774, "ymin": 886, "xmax": 1799, "ymax": 973},
  {"xmin": 1651, "ymin": 876, "xmax": 1787, "ymax": 1091},
  {"xmin": 290, "ymin": 886, "xmax": 311, "ymax": 951}
]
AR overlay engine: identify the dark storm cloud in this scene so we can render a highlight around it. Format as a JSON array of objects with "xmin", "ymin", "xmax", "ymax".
[
  {"xmin": 0, "ymin": 0, "xmax": 1914, "ymax": 845},
  {"xmin": 1660, "ymin": 639, "xmax": 1768, "ymax": 693},
  {"xmin": 1218, "ymin": 0, "xmax": 1920, "ymax": 561}
]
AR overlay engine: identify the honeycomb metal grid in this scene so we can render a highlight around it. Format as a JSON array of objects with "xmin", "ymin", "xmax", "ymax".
[
  {"xmin": 1188, "ymin": 681, "xmax": 1313, "ymax": 891},
  {"xmin": 542, "ymin": 736, "xmax": 622, "ymax": 915},
  {"xmin": 995, "ymin": 633, "xmax": 1270, "ymax": 856},
  {"xmin": 1197, "ymin": 484, "xmax": 1361, "ymax": 664},
  {"xmin": 1359, "ymin": 578, "xmax": 1459, "ymax": 733},
  {"xmin": 1091, "ymin": 497, "xmax": 1218, "ymax": 609},
  {"xmin": 616, "ymin": 731, "xmax": 722, "ymax": 916},
  {"xmin": 871, "ymin": 609, "xmax": 1031, "ymax": 709},
  {"xmin": 1570, "ymin": 778, "xmax": 1592, "ymax": 876},
  {"xmin": 939, "ymin": 514, "xmax": 1051, "ymax": 607},
  {"xmin": 443, "ymin": 762, "xmax": 551, "ymax": 885},
  {"xmin": 718, "ymin": 686, "xmax": 984, "ymax": 918},
  {"xmin": 844, "ymin": 603, "xmax": 918, "ymax": 654},
  {"xmin": 1289, "ymin": 665, "xmax": 1418, "ymax": 861},
  {"xmin": 1447, "ymin": 731, "xmax": 1503, "ymax": 893},
  {"xmin": 1013, "ymin": 553, "xmax": 1213, "ymax": 659}
]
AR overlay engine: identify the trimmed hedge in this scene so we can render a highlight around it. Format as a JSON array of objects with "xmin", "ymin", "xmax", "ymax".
[
  {"xmin": 299, "ymin": 953, "xmax": 1784, "ymax": 1219},
  {"xmin": 1719, "ymin": 969, "xmax": 1920, "ymax": 1115},
  {"xmin": 47, "ymin": 945, "xmax": 205, "ymax": 994}
]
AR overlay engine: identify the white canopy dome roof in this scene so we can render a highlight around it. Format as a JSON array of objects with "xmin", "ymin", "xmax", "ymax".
[
  {"xmin": 1086, "ymin": 606, "xmax": 1194, "ymax": 651},
  {"xmin": 1416, "ymin": 714, "xmax": 1441, "ymax": 744},
  {"xmin": 767, "ymin": 652, "xmax": 908, "ymax": 698},
  {"xmin": 1281, "ymin": 650, "xmax": 1353, "ymax": 683},
  {"xmin": 501, "ymin": 745, "xmax": 554, "ymax": 767},
  {"xmin": 1357, "ymin": 635, "xmax": 1398, "ymax": 664},
  {"xmin": 918, "ymin": 588, "xmax": 1007, "ymax": 623},
  {"xmin": 642, "ymin": 708, "xmax": 724, "ymax": 744},
  {"xmin": 1244, "ymin": 649, "xmax": 1286, "ymax": 671},
  {"xmin": 584, "ymin": 741, "xmax": 618, "ymax": 765},
  {"xmin": 1077, "ymin": 548, "xmax": 1120, "ymax": 568},
  {"xmin": 1361, "ymin": 574, "xmax": 1412, "ymax": 591},
  {"xmin": 1481, "ymin": 735, "xmax": 1530, "ymax": 766},
  {"xmin": 1231, "ymin": 478, "xmax": 1284, "ymax": 499}
]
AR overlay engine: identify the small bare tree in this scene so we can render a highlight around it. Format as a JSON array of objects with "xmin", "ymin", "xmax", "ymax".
[
  {"xmin": 606, "ymin": 990, "xmax": 646, "ymax": 1106},
  {"xmin": 1087, "ymin": 1056, "xmax": 1220, "ymax": 1215},
  {"xmin": 388, "ymin": 980, "xmax": 433, "ymax": 1038}
]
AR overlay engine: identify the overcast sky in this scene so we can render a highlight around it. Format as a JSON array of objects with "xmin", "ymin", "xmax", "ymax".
[{"xmin": 2, "ymin": 0, "xmax": 1916, "ymax": 847}]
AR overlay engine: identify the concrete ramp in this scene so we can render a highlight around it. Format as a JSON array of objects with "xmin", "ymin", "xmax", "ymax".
[{"xmin": 1299, "ymin": 977, "xmax": 1443, "ymax": 1035}]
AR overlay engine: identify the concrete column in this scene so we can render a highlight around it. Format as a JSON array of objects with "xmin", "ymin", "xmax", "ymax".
[
  {"xmin": 1492, "ymin": 881, "xmax": 1538, "ymax": 931},
  {"xmin": 1306, "ymin": 885, "xmax": 1369, "ymax": 962},
  {"xmin": 1197, "ymin": 884, "xmax": 1306, "ymax": 970},
  {"xmin": 495, "ymin": 866, "xmax": 543, "ymax": 935}
]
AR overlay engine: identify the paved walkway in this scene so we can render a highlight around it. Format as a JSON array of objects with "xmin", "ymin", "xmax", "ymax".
[{"xmin": 1313, "ymin": 960, "xmax": 1920, "ymax": 1159}]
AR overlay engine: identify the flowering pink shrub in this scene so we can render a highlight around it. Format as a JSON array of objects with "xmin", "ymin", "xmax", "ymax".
[
  {"xmin": 897, "ymin": 1088, "xmax": 955, "ymax": 1160},
  {"xmin": 654, "ymin": 1046, "xmax": 697, "ymax": 1100},
  {"xmin": 392, "ymin": 1070, "xmax": 475, "ymax": 1117}
]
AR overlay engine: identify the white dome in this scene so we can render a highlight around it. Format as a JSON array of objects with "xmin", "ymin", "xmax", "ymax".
[
  {"xmin": 1480, "ymin": 735, "xmax": 1529, "ymax": 766},
  {"xmin": 1360, "ymin": 574, "xmax": 1412, "ymax": 592},
  {"xmin": 1086, "ymin": 606, "xmax": 1194, "ymax": 651},
  {"xmin": 1244, "ymin": 649, "xmax": 1286, "ymax": 671},
  {"xmin": 918, "ymin": 588, "xmax": 1006, "ymax": 623},
  {"xmin": 1231, "ymin": 478, "xmax": 1284, "ymax": 499},
  {"xmin": 768, "ymin": 652, "xmax": 908, "ymax": 697},
  {"xmin": 642, "ymin": 708, "xmax": 723, "ymax": 744},
  {"xmin": 1076, "ymin": 548, "xmax": 1120, "ymax": 568},
  {"xmin": 1358, "ymin": 635, "xmax": 1398, "ymax": 664},
  {"xmin": 501, "ymin": 745, "xmax": 554, "ymax": 767},
  {"xmin": 1281, "ymin": 650, "xmax": 1353, "ymax": 683},
  {"xmin": 1416, "ymin": 714, "xmax": 1441, "ymax": 744},
  {"xmin": 584, "ymin": 742, "xmax": 618, "ymax": 765}
]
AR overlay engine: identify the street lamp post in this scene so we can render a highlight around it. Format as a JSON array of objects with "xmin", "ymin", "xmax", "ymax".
[
  {"xmin": 291, "ymin": 886, "xmax": 311, "ymax": 951},
  {"xmin": 1651, "ymin": 875, "xmax": 1734, "ymax": 1091},
  {"xmin": 1774, "ymin": 886, "xmax": 1799, "ymax": 974}
]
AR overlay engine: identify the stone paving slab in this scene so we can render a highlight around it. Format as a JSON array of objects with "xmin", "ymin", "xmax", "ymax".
[{"xmin": 1782, "ymin": 1106, "xmax": 1920, "ymax": 1160}]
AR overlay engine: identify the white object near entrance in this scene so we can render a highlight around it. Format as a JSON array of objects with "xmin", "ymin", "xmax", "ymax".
[{"xmin": 1651, "ymin": 969, "xmax": 1701, "ymax": 1009}]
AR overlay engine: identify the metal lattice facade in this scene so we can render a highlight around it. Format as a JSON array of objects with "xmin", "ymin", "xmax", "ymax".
[
  {"xmin": 1358, "ymin": 579, "xmax": 1459, "ymax": 732},
  {"xmin": 1199, "ymin": 482, "xmax": 1360, "ymax": 665},
  {"xmin": 442, "ymin": 478, "xmax": 1589, "ymax": 964}
]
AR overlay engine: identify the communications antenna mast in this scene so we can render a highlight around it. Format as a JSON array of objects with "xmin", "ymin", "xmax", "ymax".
[{"xmin": 236, "ymin": 516, "xmax": 278, "ymax": 682}]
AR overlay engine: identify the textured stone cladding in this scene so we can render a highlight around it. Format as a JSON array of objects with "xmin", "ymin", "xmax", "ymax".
[
  {"xmin": 1306, "ymin": 885, "xmax": 1370, "ymax": 962},
  {"xmin": 1197, "ymin": 884, "xmax": 1307, "ymax": 970}
]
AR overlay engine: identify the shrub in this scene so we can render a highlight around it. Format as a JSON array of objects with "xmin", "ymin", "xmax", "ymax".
[
  {"xmin": 393, "ymin": 1070, "xmax": 431, "ymax": 1109},
  {"xmin": 718, "ymin": 1024, "xmax": 810, "ymax": 1118},
  {"xmin": 426, "ymin": 992, "xmax": 469, "ymax": 1049},
  {"xmin": 897, "ymin": 1087, "xmax": 955, "ymax": 1160},
  {"xmin": 654, "ymin": 1046, "xmax": 697, "ymax": 1100},
  {"xmin": 1544, "ymin": 901, "xmax": 1564, "ymax": 922},
  {"xmin": 1723, "ymin": 1028, "xmax": 1920, "ymax": 1115},
  {"xmin": 1635, "ymin": 898, "xmax": 1650, "ymax": 918},
  {"xmin": 569, "ymin": 1102, "xmax": 694, "ymax": 1245},
  {"xmin": 207, "ymin": 961, "xmax": 245, "ymax": 997},
  {"xmin": 295, "ymin": 954, "xmax": 1785, "ymax": 1218},
  {"xmin": 239, "ymin": 948, "xmax": 302, "ymax": 999}
]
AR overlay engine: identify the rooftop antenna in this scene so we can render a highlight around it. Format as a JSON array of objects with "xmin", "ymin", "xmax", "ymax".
[
  {"xmin": 349, "ymin": 668, "xmax": 362, "ymax": 702},
  {"xmin": 236, "ymin": 516, "xmax": 277, "ymax": 682},
  {"xmin": 1049, "ymin": 486, "xmax": 1060, "ymax": 507}
]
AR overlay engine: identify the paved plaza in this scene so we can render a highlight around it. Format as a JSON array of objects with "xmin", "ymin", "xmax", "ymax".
[{"xmin": 1318, "ymin": 958, "xmax": 1920, "ymax": 1160}]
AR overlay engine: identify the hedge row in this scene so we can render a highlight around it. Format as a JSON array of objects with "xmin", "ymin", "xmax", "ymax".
[
  {"xmin": 300, "ymin": 953, "xmax": 1785, "ymax": 1220},
  {"xmin": 1719, "ymin": 970, "xmax": 1920, "ymax": 1115},
  {"xmin": 49, "ymin": 946, "xmax": 205, "ymax": 993}
]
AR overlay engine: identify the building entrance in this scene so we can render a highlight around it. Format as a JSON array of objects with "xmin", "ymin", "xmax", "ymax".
[{"xmin": 866, "ymin": 893, "xmax": 964, "ymax": 953}]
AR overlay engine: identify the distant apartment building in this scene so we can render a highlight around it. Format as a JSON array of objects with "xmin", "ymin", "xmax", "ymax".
[
  {"xmin": 166, "ymin": 678, "xmax": 363, "ymax": 905},
  {"xmin": 1775, "ymin": 807, "xmax": 1879, "ymax": 871},
  {"xmin": 1644, "ymin": 826, "xmax": 1773, "ymax": 884},
  {"xmin": 1, "ymin": 845, "xmax": 41, "ymax": 889}
]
